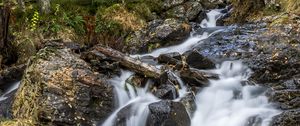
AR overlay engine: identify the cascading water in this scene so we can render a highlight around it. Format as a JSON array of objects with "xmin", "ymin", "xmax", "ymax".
[
  {"xmin": 191, "ymin": 61, "xmax": 280, "ymax": 126},
  {"xmin": 0, "ymin": 81, "xmax": 20, "ymax": 101},
  {"xmin": 102, "ymin": 9, "xmax": 280, "ymax": 126}
]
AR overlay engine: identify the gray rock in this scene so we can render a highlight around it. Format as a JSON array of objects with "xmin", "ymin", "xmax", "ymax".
[
  {"xmin": 147, "ymin": 100, "xmax": 191, "ymax": 126},
  {"xmin": 125, "ymin": 18, "xmax": 191, "ymax": 54},
  {"xmin": 163, "ymin": 0, "xmax": 186, "ymax": 9},
  {"xmin": 180, "ymin": 68, "xmax": 211, "ymax": 87},
  {"xmin": 165, "ymin": 1, "xmax": 203, "ymax": 21},
  {"xmin": 12, "ymin": 47, "xmax": 115, "ymax": 125},
  {"xmin": 154, "ymin": 84, "xmax": 179, "ymax": 100},
  {"xmin": 180, "ymin": 92, "xmax": 196, "ymax": 115},
  {"xmin": 268, "ymin": 89, "xmax": 300, "ymax": 110},
  {"xmin": 184, "ymin": 50, "xmax": 216, "ymax": 69},
  {"xmin": 158, "ymin": 52, "xmax": 182, "ymax": 64},
  {"xmin": 271, "ymin": 109, "xmax": 300, "ymax": 126}
]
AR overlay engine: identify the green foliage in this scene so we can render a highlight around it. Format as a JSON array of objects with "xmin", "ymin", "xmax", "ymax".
[
  {"xmin": 42, "ymin": 20, "xmax": 62, "ymax": 34},
  {"xmin": 30, "ymin": 11, "xmax": 39, "ymax": 31},
  {"xmin": 62, "ymin": 13, "xmax": 86, "ymax": 35},
  {"xmin": 126, "ymin": 2, "xmax": 154, "ymax": 21},
  {"xmin": 95, "ymin": 17, "xmax": 123, "ymax": 36}
]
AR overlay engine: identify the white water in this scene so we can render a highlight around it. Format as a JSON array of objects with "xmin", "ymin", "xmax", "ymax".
[
  {"xmin": 191, "ymin": 61, "xmax": 280, "ymax": 126},
  {"xmin": 102, "ymin": 9, "xmax": 280, "ymax": 126},
  {"xmin": 0, "ymin": 81, "xmax": 20, "ymax": 101}
]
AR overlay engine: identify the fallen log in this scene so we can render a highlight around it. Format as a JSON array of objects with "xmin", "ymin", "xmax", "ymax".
[
  {"xmin": 91, "ymin": 46, "xmax": 219, "ymax": 86},
  {"xmin": 94, "ymin": 46, "xmax": 161, "ymax": 78}
]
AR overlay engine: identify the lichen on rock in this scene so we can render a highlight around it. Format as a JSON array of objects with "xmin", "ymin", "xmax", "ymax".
[{"xmin": 12, "ymin": 47, "xmax": 115, "ymax": 125}]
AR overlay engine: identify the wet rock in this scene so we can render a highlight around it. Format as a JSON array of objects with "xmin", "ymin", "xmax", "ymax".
[
  {"xmin": 249, "ymin": 46, "xmax": 300, "ymax": 83},
  {"xmin": 199, "ymin": 0, "xmax": 229, "ymax": 9},
  {"xmin": 180, "ymin": 92, "xmax": 196, "ymax": 115},
  {"xmin": 185, "ymin": 1, "xmax": 203, "ymax": 21},
  {"xmin": 271, "ymin": 109, "xmax": 300, "ymax": 126},
  {"xmin": 160, "ymin": 71, "xmax": 181, "ymax": 87},
  {"xmin": 125, "ymin": 18, "xmax": 191, "ymax": 54},
  {"xmin": 268, "ymin": 89, "xmax": 300, "ymax": 110},
  {"xmin": 158, "ymin": 52, "xmax": 182, "ymax": 63},
  {"xmin": 269, "ymin": 78, "xmax": 300, "ymax": 90},
  {"xmin": 180, "ymin": 68, "xmax": 211, "ymax": 87},
  {"xmin": 115, "ymin": 104, "xmax": 133, "ymax": 126},
  {"xmin": 0, "ymin": 64, "xmax": 25, "ymax": 90},
  {"xmin": 140, "ymin": 55, "xmax": 158, "ymax": 66},
  {"xmin": 165, "ymin": 1, "xmax": 203, "ymax": 21},
  {"xmin": 180, "ymin": 68, "xmax": 218, "ymax": 87},
  {"xmin": 12, "ymin": 47, "xmax": 114, "ymax": 125},
  {"xmin": 126, "ymin": 74, "xmax": 148, "ymax": 88},
  {"xmin": 157, "ymin": 52, "xmax": 183, "ymax": 69},
  {"xmin": 147, "ymin": 100, "xmax": 191, "ymax": 126},
  {"xmin": 154, "ymin": 84, "xmax": 178, "ymax": 100},
  {"xmin": 184, "ymin": 50, "xmax": 215, "ymax": 69},
  {"xmin": 165, "ymin": 5, "xmax": 185, "ymax": 20},
  {"xmin": 163, "ymin": 0, "xmax": 186, "ymax": 9},
  {"xmin": 245, "ymin": 116, "xmax": 262, "ymax": 126},
  {"xmin": 195, "ymin": 10, "xmax": 207, "ymax": 23},
  {"xmin": 81, "ymin": 49, "xmax": 120, "ymax": 76}
]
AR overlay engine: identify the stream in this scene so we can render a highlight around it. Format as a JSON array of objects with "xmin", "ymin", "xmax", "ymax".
[{"xmin": 101, "ymin": 9, "xmax": 280, "ymax": 126}]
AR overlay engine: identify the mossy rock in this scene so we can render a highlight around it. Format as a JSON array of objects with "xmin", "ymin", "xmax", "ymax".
[
  {"xmin": 0, "ymin": 119, "xmax": 35, "ymax": 126},
  {"xmin": 12, "ymin": 47, "xmax": 114, "ymax": 125},
  {"xmin": 100, "ymin": 4, "xmax": 146, "ymax": 31},
  {"xmin": 228, "ymin": 0, "xmax": 265, "ymax": 23}
]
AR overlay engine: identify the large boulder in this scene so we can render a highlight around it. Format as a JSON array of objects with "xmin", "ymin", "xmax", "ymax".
[
  {"xmin": 12, "ymin": 47, "xmax": 114, "ymax": 125},
  {"xmin": 165, "ymin": 1, "xmax": 204, "ymax": 21},
  {"xmin": 124, "ymin": 18, "xmax": 191, "ymax": 54},
  {"xmin": 147, "ymin": 100, "xmax": 191, "ymax": 126},
  {"xmin": 163, "ymin": 0, "xmax": 186, "ymax": 9}
]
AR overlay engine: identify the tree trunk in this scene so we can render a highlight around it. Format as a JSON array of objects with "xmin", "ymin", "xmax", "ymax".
[
  {"xmin": 0, "ymin": 5, "xmax": 10, "ymax": 49},
  {"xmin": 38, "ymin": 0, "xmax": 51, "ymax": 14},
  {"xmin": 93, "ymin": 46, "xmax": 162, "ymax": 78}
]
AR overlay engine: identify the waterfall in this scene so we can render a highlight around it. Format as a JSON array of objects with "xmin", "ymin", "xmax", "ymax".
[
  {"xmin": 191, "ymin": 61, "xmax": 280, "ymax": 126},
  {"xmin": 102, "ymin": 9, "xmax": 280, "ymax": 126},
  {"xmin": 0, "ymin": 81, "xmax": 20, "ymax": 101}
]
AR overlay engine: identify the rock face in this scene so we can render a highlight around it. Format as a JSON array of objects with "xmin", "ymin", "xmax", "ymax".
[
  {"xmin": 271, "ymin": 109, "xmax": 300, "ymax": 126},
  {"xmin": 124, "ymin": 18, "xmax": 191, "ymax": 54},
  {"xmin": 12, "ymin": 47, "xmax": 114, "ymax": 125},
  {"xmin": 147, "ymin": 100, "xmax": 190, "ymax": 126}
]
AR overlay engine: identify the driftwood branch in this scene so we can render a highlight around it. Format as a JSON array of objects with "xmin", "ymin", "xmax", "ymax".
[{"xmin": 94, "ymin": 46, "xmax": 161, "ymax": 78}]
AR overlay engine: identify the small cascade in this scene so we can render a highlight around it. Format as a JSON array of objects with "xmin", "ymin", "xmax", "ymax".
[
  {"xmin": 191, "ymin": 61, "xmax": 280, "ymax": 126},
  {"xmin": 136, "ymin": 9, "xmax": 225, "ymax": 58},
  {"xmin": 0, "ymin": 81, "xmax": 20, "ymax": 101},
  {"xmin": 102, "ymin": 9, "xmax": 280, "ymax": 126}
]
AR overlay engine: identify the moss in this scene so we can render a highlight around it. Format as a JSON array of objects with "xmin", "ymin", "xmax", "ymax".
[
  {"xmin": 126, "ymin": 2, "xmax": 155, "ymax": 21},
  {"xmin": 228, "ymin": 0, "xmax": 265, "ymax": 23},
  {"xmin": 12, "ymin": 48, "xmax": 58, "ymax": 122},
  {"xmin": 101, "ymin": 4, "xmax": 146, "ymax": 31},
  {"xmin": 0, "ymin": 119, "xmax": 35, "ymax": 126},
  {"xmin": 282, "ymin": 0, "xmax": 300, "ymax": 12},
  {"xmin": 270, "ymin": 14, "xmax": 290, "ymax": 26}
]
